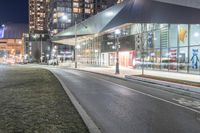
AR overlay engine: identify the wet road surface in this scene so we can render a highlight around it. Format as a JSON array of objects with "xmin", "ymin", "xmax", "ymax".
[{"xmin": 50, "ymin": 68, "xmax": 200, "ymax": 133}]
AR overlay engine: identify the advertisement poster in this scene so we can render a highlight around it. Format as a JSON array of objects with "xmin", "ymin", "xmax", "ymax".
[
  {"xmin": 148, "ymin": 32, "xmax": 153, "ymax": 48},
  {"xmin": 191, "ymin": 49, "xmax": 199, "ymax": 69},
  {"xmin": 178, "ymin": 25, "xmax": 188, "ymax": 46}
]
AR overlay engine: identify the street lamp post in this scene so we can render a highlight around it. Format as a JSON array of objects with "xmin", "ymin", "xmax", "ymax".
[
  {"xmin": 141, "ymin": 32, "xmax": 146, "ymax": 76},
  {"xmin": 62, "ymin": 14, "xmax": 87, "ymax": 68},
  {"xmin": 136, "ymin": 33, "xmax": 145, "ymax": 76},
  {"xmin": 115, "ymin": 29, "xmax": 121, "ymax": 74},
  {"xmin": 141, "ymin": 45, "xmax": 145, "ymax": 76},
  {"xmin": 74, "ymin": 21, "xmax": 87, "ymax": 68}
]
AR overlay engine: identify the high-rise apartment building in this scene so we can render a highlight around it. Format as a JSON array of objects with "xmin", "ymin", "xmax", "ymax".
[
  {"xmin": 117, "ymin": 0, "xmax": 124, "ymax": 3},
  {"xmin": 29, "ymin": 0, "xmax": 48, "ymax": 33},
  {"xmin": 47, "ymin": 0, "xmax": 94, "ymax": 36},
  {"xmin": 29, "ymin": 0, "xmax": 123, "ymax": 34},
  {"xmin": 47, "ymin": 0, "xmax": 118, "ymax": 36},
  {"xmin": 95, "ymin": 0, "xmax": 118, "ymax": 13}
]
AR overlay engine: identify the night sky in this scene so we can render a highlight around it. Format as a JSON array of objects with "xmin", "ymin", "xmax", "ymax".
[{"xmin": 0, "ymin": 0, "xmax": 28, "ymax": 23}]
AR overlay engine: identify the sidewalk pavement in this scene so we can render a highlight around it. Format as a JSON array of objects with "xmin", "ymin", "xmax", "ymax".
[{"xmin": 77, "ymin": 66, "xmax": 200, "ymax": 83}]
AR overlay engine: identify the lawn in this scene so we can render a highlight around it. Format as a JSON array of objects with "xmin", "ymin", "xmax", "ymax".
[{"xmin": 0, "ymin": 66, "xmax": 89, "ymax": 133}]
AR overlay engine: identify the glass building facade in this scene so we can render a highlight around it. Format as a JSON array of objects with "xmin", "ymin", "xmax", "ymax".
[
  {"xmin": 140, "ymin": 24, "xmax": 200, "ymax": 74},
  {"xmin": 76, "ymin": 23, "xmax": 200, "ymax": 75}
]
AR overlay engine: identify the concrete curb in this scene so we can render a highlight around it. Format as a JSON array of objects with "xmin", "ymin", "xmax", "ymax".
[
  {"xmin": 125, "ymin": 75, "xmax": 200, "ymax": 100},
  {"xmin": 50, "ymin": 70, "xmax": 102, "ymax": 133},
  {"xmin": 70, "ymin": 68, "xmax": 126, "ymax": 80},
  {"xmin": 125, "ymin": 75, "xmax": 200, "ymax": 94}
]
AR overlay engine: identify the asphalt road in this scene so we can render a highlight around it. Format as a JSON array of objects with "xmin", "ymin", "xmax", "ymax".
[{"xmin": 50, "ymin": 68, "xmax": 200, "ymax": 133}]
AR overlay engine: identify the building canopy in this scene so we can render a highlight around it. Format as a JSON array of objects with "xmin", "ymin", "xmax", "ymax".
[{"xmin": 53, "ymin": 0, "xmax": 200, "ymax": 45}]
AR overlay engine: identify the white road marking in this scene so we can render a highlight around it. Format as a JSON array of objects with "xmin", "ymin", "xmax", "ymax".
[{"xmin": 173, "ymin": 98, "xmax": 200, "ymax": 109}]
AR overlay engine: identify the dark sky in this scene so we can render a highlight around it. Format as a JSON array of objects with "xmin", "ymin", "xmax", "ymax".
[{"xmin": 0, "ymin": 0, "xmax": 28, "ymax": 23}]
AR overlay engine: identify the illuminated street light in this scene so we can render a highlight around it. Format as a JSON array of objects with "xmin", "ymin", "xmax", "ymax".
[{"xmin": 74, "ymin": 21, "xmax": 87, "ymax": 68}]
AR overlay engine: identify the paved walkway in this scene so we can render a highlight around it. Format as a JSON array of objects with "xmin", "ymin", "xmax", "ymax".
[{"xmin": 76, "ymin": 66, "xmax": 200, "ymax": 83}]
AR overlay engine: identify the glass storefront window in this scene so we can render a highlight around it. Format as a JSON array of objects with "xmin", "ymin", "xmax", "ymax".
[
  {"xmin": 153, "ymin": 30, "xmax": 160, "ymax": 48},
  {"xmin": 147, "ymin": 24, "xmax": 154, "ymax": 31},
  {"xmin": 144, "ymin": 49, "xmax": 161, "ymax": 70},
  {"xmin": 160, "ymin": 26, "xmax": 169, "ymax": 49},
  {"xmin": 178, "ymin": 47, "xmax": 188, "ymax": 72},
  {"xmin": 154, "ymin": 49, "xmax": 161, "ymax": 70},
  {"xmin": 130, "ymin": 24, "xmax": 141, "ymax": 35},
  {"xmin": 136, "ymin": 51, "xmax": 142, "ymax": 69},
  {"xmin": 161, "ymin": 49, "xmax": 169, "ymax": 70},
  {"xmin": 143, "ymin": 33, "xmax": 148, "ymax": 49},
  {"xmin": 178, "ymin": 24, "xmax": 188, "ymax": 47},
  {"xmin": 169, "ymin": 48, "xmax": 177, "ymax": 71},
  {"xmin": 169, "ymin": 24, "xmax": 178, "ymax": 48},
  {"xmin": 145, "ymin": 50, "xmax": 153, "ymax": 69},
  {"xmin": 160, "ymin": 24, "xmax": 168, "ymax": 28},
  {"xmin": 109, "ymin": 53, "xmax": 115, "ymax": 66},
  {"xmin": 146, "ymin": 50, "xmax": 156, "ymax": 69},
  {"xmin": 78, "ymin": 23, "xmax": 200, "ymax": 75},
  {"xmin": 121, "ymin": 26, "xmax": 131, "ymax": 37},
  {"xmin": 190, "ymin": 24, "xmax": 200, "ymax": 46}
]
